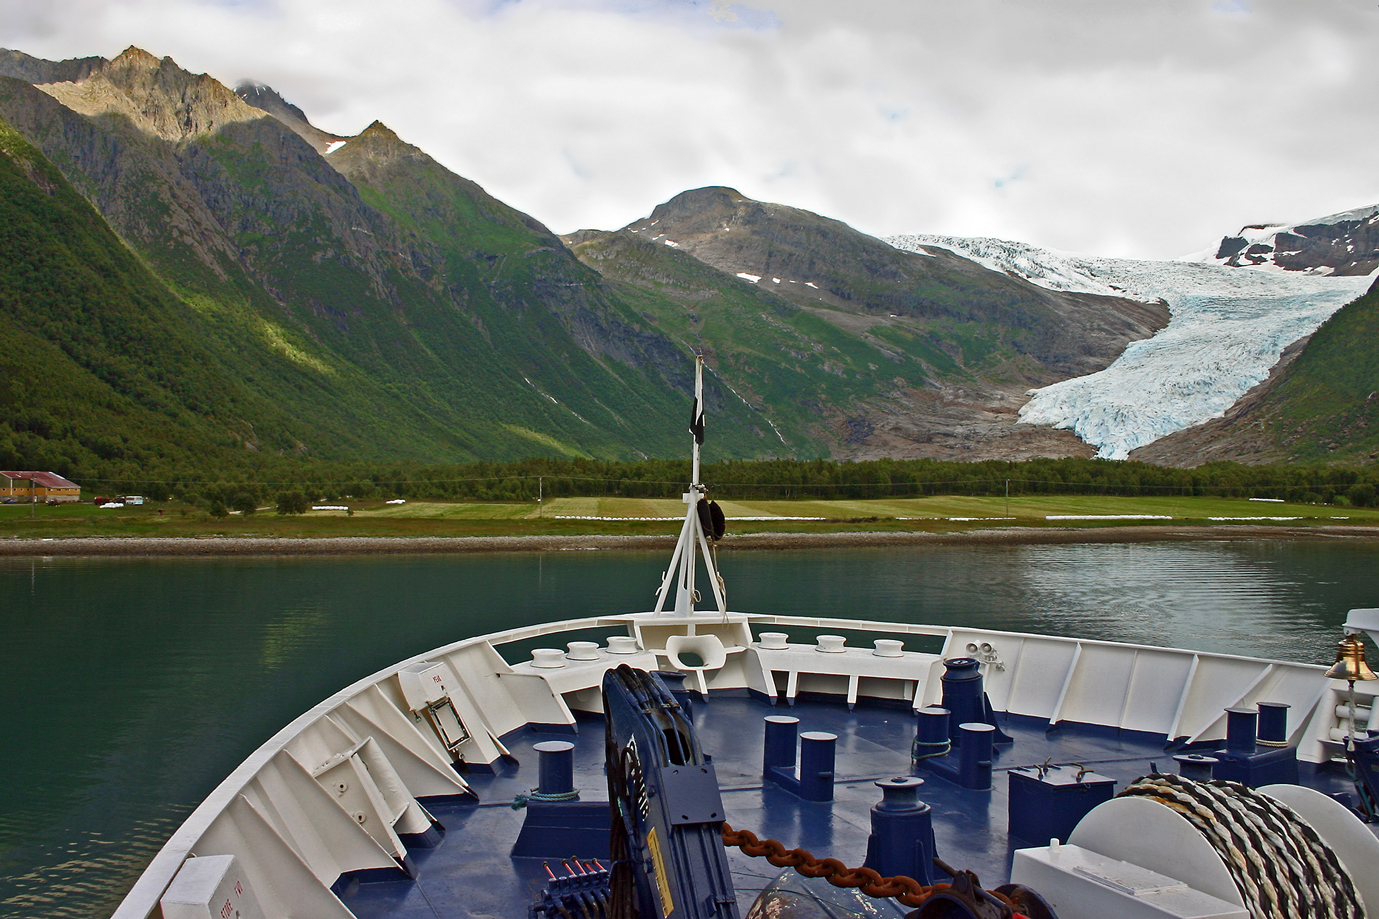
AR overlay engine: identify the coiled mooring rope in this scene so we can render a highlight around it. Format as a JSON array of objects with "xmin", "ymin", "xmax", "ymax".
[{"xmin": 1118, "ymin": 774, "xmax": 1364, "ymax": 919}]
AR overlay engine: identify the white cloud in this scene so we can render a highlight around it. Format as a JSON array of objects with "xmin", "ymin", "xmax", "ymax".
[{"xmin": 1, "ymin": 0, "xmax": 1376, "ymax": 259}]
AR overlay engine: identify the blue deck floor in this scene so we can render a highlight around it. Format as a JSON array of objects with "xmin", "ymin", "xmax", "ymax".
[{"xmin": 339, "ymin": 691, "xmax": 1362, "ymax": 919}]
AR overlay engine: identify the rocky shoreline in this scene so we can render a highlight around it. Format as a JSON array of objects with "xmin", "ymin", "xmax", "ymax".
[{"xmin": 3, "ymin": 524, "xmax": 1378, "ymax": 556}]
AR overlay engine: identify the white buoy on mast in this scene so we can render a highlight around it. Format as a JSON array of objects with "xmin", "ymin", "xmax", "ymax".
[{"xmin": 653, "ymin": 354, "xmax": 726, "ymax": 616}]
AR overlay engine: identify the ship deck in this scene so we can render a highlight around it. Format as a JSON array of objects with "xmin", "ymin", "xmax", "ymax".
[{"xmin": 336, "ymin": 691, "xmax": 1364, "ymax": 919}]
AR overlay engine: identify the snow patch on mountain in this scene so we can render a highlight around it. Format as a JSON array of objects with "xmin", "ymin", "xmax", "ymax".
[{"xmin": 887, "ymin": 234, "xmax": 1376, "ymax": 459}]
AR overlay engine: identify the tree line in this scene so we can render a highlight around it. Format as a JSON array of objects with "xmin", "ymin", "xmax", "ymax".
[{"xmin": 80, "ymin": 455, "xmax": 1379, "ymax": 510}]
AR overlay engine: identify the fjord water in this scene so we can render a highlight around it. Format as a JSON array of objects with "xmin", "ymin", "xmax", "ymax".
[{"xmin": 2, "ymin": 541, "xmax": 1377, "ymax": 918}]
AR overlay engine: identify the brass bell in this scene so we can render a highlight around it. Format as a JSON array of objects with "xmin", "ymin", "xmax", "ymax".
[{"xmin": 1324, "ymin": 634, "xmax": 1378, "ymax": 682}]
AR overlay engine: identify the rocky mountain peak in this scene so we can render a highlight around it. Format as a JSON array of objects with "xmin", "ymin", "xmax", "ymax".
[
  {"xmin": 358, "ymin": 120, "xmax": 401, "ymax": 141},
  {"xmin": 33, "ymin": 47, "xmax": 265, "ymax": 143},
  {"xmin": 234, "ymin": 79, "xmax": 344, "ymax": 153},
  {"xmin": 1204, "ymin": 204, "xmax": 1379, "ymax": 276},
  {"xmin": 324, "ymin": 120, "xmax": 432, "ymax": 186},
  {"xmin": 235, "ymin": 80, "xmax": 311, "ymax": 126},
  {"xmin": 0, "ymin": 48, "xmax": 107, "ymax": 84},
  {"xmin": 107, "ymin": 45, "xmax": 162, "ymax": 73},
  {"xmin": 340, "ymin": 121, "xmax": 414, "ymax": 161},
  {"xmin": 629, "ymin": 186, "xmax": 751, "ymax": 234}
]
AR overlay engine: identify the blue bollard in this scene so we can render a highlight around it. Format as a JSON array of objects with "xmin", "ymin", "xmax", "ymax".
[
  {"xmin": 1257, "ymin": 702, "xmax": 1290, "ymax": 747},
  {"xmin": 1214, "ymin": 704, "xmax": 1298, "ymax": 786},
  {"xmin": 533, "ymin": 741, "xmax": 577, "ymax": 799},
  {"xmin": 1225, "ymin": 707, "xmax": 1258, "ymax": 754},
  {"xmin": 940, "ymin": 659, "xmax": 985, "ymax": 742},
  {"xmin": 763, "ymin": 718, "xmax": 837, "ymax": 801},
  {"xmin": 798, "ymin": 732, "xmax": 838, "ymax": 802},
  {"xmin": 914, "ymin": 707, "xmax": 952, "ymax": 764},
  {"xmin": 763, "ymin": 715, "xmax": 799, "ymax": 775},
  {"xmin": 957, "ymin": 723, "xmax": 995, "ymax": 790},
  {"xmin": 863, "ymin": 777, "xmax": 935, "ymax": 885}
]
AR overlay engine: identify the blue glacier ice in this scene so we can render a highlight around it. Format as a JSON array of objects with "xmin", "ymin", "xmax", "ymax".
[{"xmin": 886, "ymin": 233, "xmax": 1376, "ymax": 460}]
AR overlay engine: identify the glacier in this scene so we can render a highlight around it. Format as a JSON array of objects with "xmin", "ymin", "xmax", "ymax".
[{"xmin": 886, "ymin": 234, "xmax": 1376, "ymax": 460}]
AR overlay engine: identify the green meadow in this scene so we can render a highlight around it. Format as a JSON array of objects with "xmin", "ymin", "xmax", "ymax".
[{"xmin": 2, "ymin": 493, "xmax": 1374, "ymax": 541}]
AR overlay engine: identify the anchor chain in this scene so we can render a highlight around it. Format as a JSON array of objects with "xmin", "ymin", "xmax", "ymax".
[{"xmin": 720, "ymin": 822, "xmax": 1017, "ymax": 911}]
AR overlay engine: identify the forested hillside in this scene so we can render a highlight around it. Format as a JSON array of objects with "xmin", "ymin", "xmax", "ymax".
[{"xmin": 0, "ymin": 116, "xmax": 281, "ymax": 478}]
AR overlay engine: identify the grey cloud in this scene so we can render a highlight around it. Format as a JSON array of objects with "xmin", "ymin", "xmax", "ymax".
[{"xmin": 1, "ymin": 0, "xmax": 1376, "ymax": 258}]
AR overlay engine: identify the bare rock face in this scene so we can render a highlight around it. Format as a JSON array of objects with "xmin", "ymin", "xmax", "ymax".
[
  {"xmin": 0, "ymin": 48, "xmax": 106, "ymax": 84},
  {"xmin": 35, "ymin": 47, "xmax": 266, "ymax": 144},
  {"xmin": 235, "ymin": 80, "xmax": 347, "ymax": 154},
  {"xmin": 1212, "ymin": 206, "xmax": 1379, "ymax": 276}
]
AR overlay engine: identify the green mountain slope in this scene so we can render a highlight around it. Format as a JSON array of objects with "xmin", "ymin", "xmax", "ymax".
[
  {"xmin": 0, "ymin": 48, "xmax": 787, "ymax": 473},
  {"xmin": 566, "ymin": 189, "xmax": 1168, "ymax": 459},
  {"xmin": 1132, "ymin": 278, "xmax": 1379, "ymax": 465},
  {"xmin": 621, "ymin": 187, "xmax": 1168, "ymax": 380},
  {"xmin": 0, "ymin": 116, "xmax": 293, "ymax": 476},
  {"xmin": 0, "ymin": 46, "xmax": 1176, "ymax": 473}
]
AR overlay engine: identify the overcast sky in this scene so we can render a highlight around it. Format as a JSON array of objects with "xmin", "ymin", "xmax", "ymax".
[{"xmin": 3, "ymin": 0, "xmax": 1376, "ymax": 259}]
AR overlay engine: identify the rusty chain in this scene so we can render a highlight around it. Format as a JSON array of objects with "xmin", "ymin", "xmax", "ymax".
[{"xmin": 721, "ymin": 822, "xmax": 1016, "ymax": 910}]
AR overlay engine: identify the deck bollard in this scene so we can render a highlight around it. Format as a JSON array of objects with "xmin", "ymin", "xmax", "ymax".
[
  {"xmin": 533, "ymin": 741, "xmax": 577, "ymax": 800},
  {"xmin": 565, "ymin": 641, "xmax": 600, "ymax": 661},
  {"xmin": 957, "ymin": 723, "xmax": 995, "ymax": 790},
  {"xmin": 863, "ymin": 777, "xmax": 935, "ymax": 885},
  {"xmin": 914, "ymin": 707, "xmax": 952, "ymax": 764},
  {"xmin": 941, "ymin": 658, "xmax": 985, "ymax": 741},
  {"xmin": 763, "ymin": 715, "xmax": 800, "ymax": 775},
  {"xmin": 1213, "ymin": 705, "xmax": 1298, "ymax": 786},
  {"xmin": 1224, "ymin": 707, "xmax": 1258, "ymax": 754},
  {"xmin": 939, "ymin": 658, "xmax": 1011, "ymax": 746},
  {"xmin": 531, "ymin": 649, "xmax": 567, "ymax": 669},
  {"xmin": 1257, "ymin": 702, "xmax": 1290, "ymax": 747},
  {"xmin": 798, "ymin": 732, "xmax": 838, "ymax": 802},
  {"xmin": 763, "ymin": 717, "xmax": 836, "ymax": 801},
  {"xmin": 1173, "ymin": 753, "xmax": 1218, "ymax": 781}
]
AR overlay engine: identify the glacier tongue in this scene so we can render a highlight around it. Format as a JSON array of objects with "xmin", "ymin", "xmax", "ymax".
[{"xmin": 887, "ymin": 234, "xmax": 1375, "ymax": 460}]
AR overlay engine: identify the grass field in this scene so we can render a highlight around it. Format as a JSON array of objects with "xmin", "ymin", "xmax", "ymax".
[{"xmin": 1, "ymin": 494, "xmax": 1375, "ymax": 540}]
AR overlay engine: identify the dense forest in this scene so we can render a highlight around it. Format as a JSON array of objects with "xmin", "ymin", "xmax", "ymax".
[{"xmin": 77, "ymin": 455, "xmax": 1379, "ymax": 509}]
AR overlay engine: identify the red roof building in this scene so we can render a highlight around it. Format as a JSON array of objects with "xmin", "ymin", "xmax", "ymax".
[{"xmin": 1, "ymin": 471, "xmax": 82, "ymax": 503}]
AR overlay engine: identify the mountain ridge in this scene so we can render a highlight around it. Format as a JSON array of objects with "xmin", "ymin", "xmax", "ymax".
[
  {"xmin": 567, "ymin": 187, "xmax": 1168, "ymax": 460},
  {"xmin": 2, "ymin": 45, "xmax": 1375, "ymax": 472},
  {"xmin": 1201, "ymin": 205, "xmax": 1379, "ymax": 275},
  {"xmin": 0, "ymin": 48, "xmax": 780, "ymax": 471}
]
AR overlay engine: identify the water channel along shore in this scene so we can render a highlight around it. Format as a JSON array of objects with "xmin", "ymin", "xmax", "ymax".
[{"xmin": 4, "ymin": 524, "xmax": 1379, "ymax": 555}]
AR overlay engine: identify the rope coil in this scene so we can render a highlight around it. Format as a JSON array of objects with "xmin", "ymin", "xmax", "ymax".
[{"xmin": 1119, "ymin": 774, "xmax": 1364, "ymax": 919}]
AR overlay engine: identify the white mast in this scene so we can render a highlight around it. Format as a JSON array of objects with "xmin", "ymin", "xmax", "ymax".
[{"xmin": 653, "ymin": 354, "xmax": 726, "ymax": 616}]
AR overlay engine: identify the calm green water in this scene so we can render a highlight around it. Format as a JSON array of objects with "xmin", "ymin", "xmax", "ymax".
[{"xmin": 1, "ymin": 541, "xmax": 1376, "ymax": 918}]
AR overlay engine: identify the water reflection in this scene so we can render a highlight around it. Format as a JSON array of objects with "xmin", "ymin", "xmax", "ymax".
[{"xmin": 0, "ymin": 541, "xmax": 1375, "ymax": 918}]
